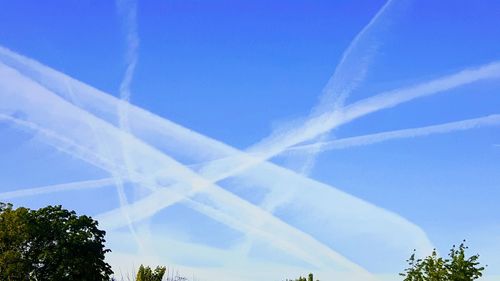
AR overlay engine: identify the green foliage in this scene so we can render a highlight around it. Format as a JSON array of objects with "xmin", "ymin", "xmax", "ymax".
[
  {"xmin": 0, "ymin": 202, "xmax": 31, "ymax": 280},
  {"xmin": 400, "ymin": 241, "xmax": 485, "ymax": 281},
  {"xmin": 0, "ymin": 202, "xmax": 113, "ymax": 280},
  {"xmin": 447, "ymin": 243, "xmax": 485, "ymax": 281},
  {"xmin": 136, "ymin": 265, "xmax": 166, "ymax": 281},
  {"xmin": 285, "ymin": 273, "xmax": 318, "ymax": 281}
]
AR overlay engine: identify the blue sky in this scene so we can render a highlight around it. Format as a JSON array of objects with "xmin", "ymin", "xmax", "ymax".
[{"xmin": 0, "ymin": 1, "xmax": 499, "ymax": 280}]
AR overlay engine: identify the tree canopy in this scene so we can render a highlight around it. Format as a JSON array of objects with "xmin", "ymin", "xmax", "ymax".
[
  {"xmin": 0, "ymin": 202, "xmax": 113, "ymax": 280},
  {"xmin": 136, "ymin": 265, "xmax": 167, "ymax": 281},
  {"xmin": 286, "ymin": 273, "xmax": 318, "ymax": 281},
  {"xmin": 400, "ymin": 241, "xmax": 485, "ymax": 281}
]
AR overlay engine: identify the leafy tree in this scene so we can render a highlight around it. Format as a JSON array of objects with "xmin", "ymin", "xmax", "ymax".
[
  {"xmin": 446, "ymin": 243, "xmax": 485, "ymax": 281},
  {"xmin": 285, "ymin": 273, "xmax": 318, "ymax": 281},
  {"xmin": 400, "ymin": 241, "xmax": 485, "ymax": 281},
  {"xmin": 0, "ymin": 202, "xmax": 113, "ymax": 280},
  {"xmin": 0, "ymin": 203, "xmax": 31, "ymax": 280},
  {"xmin": 136, "ymin": 265, "xmax": 166, "ymax": 281}
]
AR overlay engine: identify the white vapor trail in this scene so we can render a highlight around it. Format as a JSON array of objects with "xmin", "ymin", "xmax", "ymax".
[
  {"xmin": 315, "ymin": 0, "xmax": 396, "ymax": 113},
  {"xmin": 286, "ymin": 114, "xmax": 500, "ymax": 153},
  {"xmin": 275, "ymin": 0, "xmax": 400, "ymax": 178},
  {"xmin": 0, "ymin": 113, "xmax": 127, "ymax": 176},
  {"xmin": 63, "ymin": 69, "xmax": 142, "ymax": 250},
  {"xmin": 246, "ymin": 60, "xmax": 500, "ymax": 163},
  {"xmin": 115, "ymin": 0, "xmax": 140, "ymax": 176},
  {"xmin": 0, "ymin": 62, "xmax": 372, "ymax": 276},
  {"xmin": 267, "ymin": 0, "xmax": 398, "ymax": 237},
  {"xmin": 0, "ymin": 178, "xmax": 115, "ymax": 200},
  {"xmin": 2, "ymin": 45, "xmax": 498, "ymax": 270},
  {"xmin": 115, "ymin": 0, "xmax": 142, "ymax": 251},
  {"xmin": 116, "ymin": 0, "xmax": 139, "ymax": 106}
]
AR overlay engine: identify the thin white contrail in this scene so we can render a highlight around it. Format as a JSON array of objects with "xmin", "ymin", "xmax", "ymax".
[
  {"xmin": 0, "ymin": 64, "xmax": 371, "ymax": 275},
  {"xmin": 116, "ymin": 0, "xmax": 139, "ymax": 106},
  {"xmin": 115, "ymin": 0, "xmax": 142, "ymax": 251},
  {"xmin": 250, "ymin": 2, "xmax": 398, "ymax": 259},
  {"xmin": 315, "ymin": 0, "xmax": 396, "ymax": 113},
  {"xmin": 115, "ymin": 0, "xmax": 140, "ymax": 178},
  {"xmin": 271, "ymin": 0, "xmax": 398, "ymax": 177},
  {"xmin": 246, "ymin": 60, "xmax": 500, "ymax": 163},
  {"xmin": 62, "ymin": 73, "xmax": 143, "ymax": 249},
  {"xmin": 0, "ymin": 178, "xmax": 116, "ymax": 200},
  {"xmin": 2, "ymin": 46, "xmax": 497, "ymax": 263},
  {"xmin": 286, "ymin": 114, "xmax": 500, "ymax": 153},
  {"xmin": 0, "ymin": 114, "xmax": 126, "ymax": 176}
]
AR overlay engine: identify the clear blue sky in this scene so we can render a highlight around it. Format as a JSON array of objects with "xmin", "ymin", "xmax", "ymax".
[{"xmin": 0, "ymin": 1, "xmax": 499, "ymax": 280}]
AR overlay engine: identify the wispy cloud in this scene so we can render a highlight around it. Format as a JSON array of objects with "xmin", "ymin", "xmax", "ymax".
[{"xmin": 286, "ymin": 114, "xmax": 500, "ymax": 153}]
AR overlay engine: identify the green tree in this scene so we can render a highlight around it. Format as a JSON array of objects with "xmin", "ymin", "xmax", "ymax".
[
  {"xmin": 0, "ymin": 202, "xmax": 113, "ymax": 280},
  {"xmin": 447, "ymin": 243, "xmax": 485, "ymax": 281},
  {"xmin": 136, "ymin": 265, "xmax": 166, "ymax": 281},
  {"xmin": 285, "ymin": 273, "xmax": 318, "ymax": 281},
  {"xmin": 400, "ymin": 241, "xmax": 485, "ymax": 281},
  {"xmin": 0, "ymin": 203, "xmax": 31, "ymax": 280}
]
